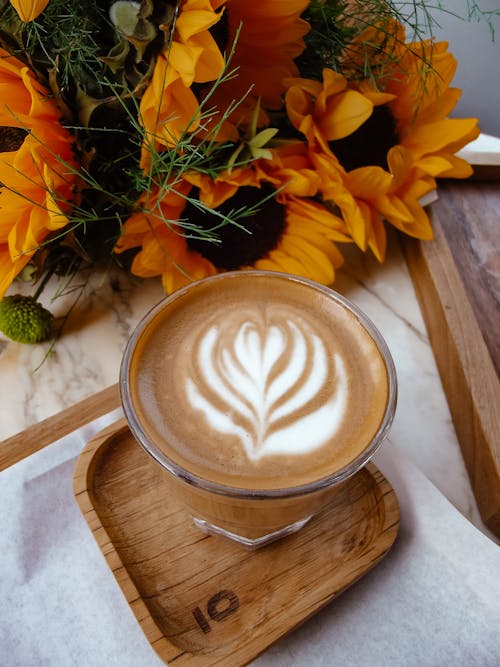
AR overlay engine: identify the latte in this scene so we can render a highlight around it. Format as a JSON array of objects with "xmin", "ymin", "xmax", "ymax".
[{"xmin": 123, "ymin": 272, "xmax": 394, "ymax": 493}]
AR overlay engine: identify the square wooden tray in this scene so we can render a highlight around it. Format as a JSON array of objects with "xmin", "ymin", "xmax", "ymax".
[{"xmin": 73, "ymin": 419, "xmax": 400, "ymax": 666}]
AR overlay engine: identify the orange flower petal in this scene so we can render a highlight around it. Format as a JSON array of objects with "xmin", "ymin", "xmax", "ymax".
[
  {"xmin": 9, "ymin": 0, "xmax": 49, "ymax": 23},
  {"xmin": 319, "ymin": 90, "xmax": 373, "ymax": 141},
  {"xmin": 0, "ymin": 49, "xmax": 77, "ymax": 297}
]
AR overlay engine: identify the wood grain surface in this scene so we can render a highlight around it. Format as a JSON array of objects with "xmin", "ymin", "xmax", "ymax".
[
  {"xmin": 0, "ymin": 383, "xmax": 120, "ymax": 472},
  {"xmin": 431, "ymin": 181, "xmax": 499, "ymax": 374},
  {"xmin": 73, "ymin": 421, "xmax": 400, "ymax": 666},
  {"xmin": 404, "ymin": 181, "xmax": 500, "ymax": 536}
]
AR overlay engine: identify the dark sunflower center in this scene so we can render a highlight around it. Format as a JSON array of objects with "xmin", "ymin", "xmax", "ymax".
[
  {"xmin": 0, "ymin": 127, "xmax": 28, "ymax": 152},
  {"xmin": 185, "ymin": 185, "xmax": 286, "ymax": 269},
  {"xmin": 329, "ymin": 104, "xmax": 399, "ymax": 171},
  {"xmin": 209, "ymin": 4, "xmax": 229, "ymax": 52}
]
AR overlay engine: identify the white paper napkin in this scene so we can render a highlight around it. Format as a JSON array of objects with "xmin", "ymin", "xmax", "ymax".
[{"xmin": 0, "ymin": 414, "xmax": 499, "ymax": 667}]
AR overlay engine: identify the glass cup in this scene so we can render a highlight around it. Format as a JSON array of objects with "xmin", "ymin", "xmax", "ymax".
[{"xmin": 120, "ymin": 271, "xmax": 397, "ymax": 548}]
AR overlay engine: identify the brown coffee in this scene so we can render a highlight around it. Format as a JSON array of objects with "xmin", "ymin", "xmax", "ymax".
[{"xmin": 126, "ymin": 272, "xmax": 390, "ymax": 491}]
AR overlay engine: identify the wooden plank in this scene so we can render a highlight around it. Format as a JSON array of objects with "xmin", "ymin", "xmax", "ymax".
[
  {"xmin": 0, "ymin": 383, "xmax": 120, "ymax": 472},
  {"xmin": 427, "ymin": 181, "xmax": 499, "ymax": 374},
  {"xmin": 404, "ymin": 182, "xmax": 500, "ymax": 536}
]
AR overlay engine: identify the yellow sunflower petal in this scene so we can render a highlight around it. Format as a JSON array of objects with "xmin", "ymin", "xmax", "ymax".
[
  {"xmin": 376, "ymin": 194, "xmax": 414, "ymax": 224},
  {"xmin": 131, "ymin": 233, "xmax": 166, "ymax": 278},
  {"xmin": 344, "ymin": 166, "xmax": 392, "ymax": 198},
  {"xmin": 187, "ymin": 30, "xmax": 225, "ymax": 83},
  {"xmin": 285, "ymin": 86, "xmax": 315, "ymax": 134},
  {"xmin": 280, "ymin": 235, "xmax": 336, "ymax": 284},
  {"xmin": 139, "ymin": 0, "xmax": 225, "ymax": 153},
  {"xmin": 286, "ymin": 196, "xmax": 343, "ymax": 228},
  {"xmin": 220, "ymin": 0, "xmax": 309, "ymax": 110},
  {"xmin": 276, "ymin": 168, "xmax": 320, "ymax": 197},
  {"xmin": 259, "ymin": 146, "xmax": 321, "ymax": 197},
  {"xmin": 286, "ymin": 69, "xmax": 374, "ymax": 144},
  {"xmin": 415, "ymin": 154, "xmax": 457, "ymax": 178},
  {"xmin": 404, "ymin": 118, "xmax": 480, "ymax": 155},
  {"xmin": 0, "ymin": 49, "xmax": 78, "ymax": 297},
  {"xmin": 319, "ymin": 90, "xmax": 373, "ymax": 141},
  {"xmin": 0, "ymin": 249, "xmax": 24, "ymax": 297},
  {"xmin": 287, "ymin": 221, "xmax": 335, "ymax": 247},
  {"xmin": 392, "ymin": 198, "xmax": 434, "ymax": 240},
  {"xmin": 412, "ymin": 88, "xmax": 462, "ymax": 125},
  {"xmin": 161, "ymin": 241, "xmax": 217, "ymax": 294},
  {"xmin": 184, "ymin": 168, "xmax": 261, "ymax": 208},
  {"xmin": 356, "ymin": 80, "xmax": 396, "ymax": 106},
  {"xmin": 176, "ymin": 3, "xmax": 223, "ymax": 40},
  {"xmin": 253, "ymin": 250, "xmax": 307, "ymax": 277},
  {"xmin": 435, "ymin": 154, "xmax": 474, "ymax": 179},
  {"xmin": 363, "ymin": 204, "xmax": 387, "ymax": 263},
  {"xmin": 9, "ymin": 0, "xmax": 49, "ymax": 22}
]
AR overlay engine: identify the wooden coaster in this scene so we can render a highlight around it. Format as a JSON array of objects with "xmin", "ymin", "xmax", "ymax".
[{"xmin": 73, "ymin": 419, "xmax": 400, "ymax": 666}]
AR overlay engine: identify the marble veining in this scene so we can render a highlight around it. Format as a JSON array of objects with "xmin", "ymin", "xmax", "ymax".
[{"xmin": 0, "ymin": 235, "xmax": 494, "ymax": 540}]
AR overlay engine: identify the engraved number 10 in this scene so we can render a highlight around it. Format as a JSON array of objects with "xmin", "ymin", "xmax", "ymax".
[{"xmin": 192, "ymin": 590, "xmax": 240, "ymax": 633}]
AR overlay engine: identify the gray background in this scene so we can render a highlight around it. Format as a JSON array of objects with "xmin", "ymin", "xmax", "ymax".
[{"xmin": 427, "ymin": 1, "xmax": 500, "ymax": 137}]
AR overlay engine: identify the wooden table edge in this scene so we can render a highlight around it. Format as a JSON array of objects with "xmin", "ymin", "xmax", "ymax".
[
  {"xmin": 0, "ymin": 382, "xmax": 121, "ymax": 472},
  {"xmin": 404, "ymin": 210, "xmax": 500, "ymax": 536}
]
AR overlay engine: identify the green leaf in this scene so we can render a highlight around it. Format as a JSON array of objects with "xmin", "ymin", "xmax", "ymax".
[
  {"xmin": 249, "ymin": 147, "xmax": 272, "ymax": 160},
  {"xmin": 248, "ymin": 128, "xmax": 279, "ymax": 149}
]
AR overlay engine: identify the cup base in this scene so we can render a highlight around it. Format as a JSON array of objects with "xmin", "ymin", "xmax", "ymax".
[{"xmin": 192, "ymin": 515, "xmax": 313, "ymax": 549}]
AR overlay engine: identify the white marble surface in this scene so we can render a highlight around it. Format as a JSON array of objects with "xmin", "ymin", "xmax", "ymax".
[{"xmin": 0, "ymin": 232, "xmax": 495, "ymax": 544}]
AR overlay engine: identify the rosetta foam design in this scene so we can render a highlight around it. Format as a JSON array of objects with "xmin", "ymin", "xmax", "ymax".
[{"xmin": 185, "ymin": 318, "xmax": 348, "ymax": 461}]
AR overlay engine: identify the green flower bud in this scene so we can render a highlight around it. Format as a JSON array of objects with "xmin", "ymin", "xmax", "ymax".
[{"xmin": 0, "ymin": 295, "xmax": 54, "ymax": 344}]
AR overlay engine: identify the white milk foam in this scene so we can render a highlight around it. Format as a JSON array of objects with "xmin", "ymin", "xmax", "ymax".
[{"xmin": 185, "ymin": 317, "xmax": 348, "ymax": 461}]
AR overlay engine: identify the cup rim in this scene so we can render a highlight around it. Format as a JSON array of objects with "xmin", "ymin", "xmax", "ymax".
[{"xmin": 120, "ymin": 270, "xmax": 397, "ymax": 499}]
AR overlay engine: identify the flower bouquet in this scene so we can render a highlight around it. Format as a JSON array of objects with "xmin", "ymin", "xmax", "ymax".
[{"xmin": 0, "ymin": 0, "xmax": 485, "ymax": 343}]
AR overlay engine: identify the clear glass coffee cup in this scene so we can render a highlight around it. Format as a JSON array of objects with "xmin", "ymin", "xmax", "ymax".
[{"xmin": 120, "ymin": 271, "xmax": 397, "ymax": 548}]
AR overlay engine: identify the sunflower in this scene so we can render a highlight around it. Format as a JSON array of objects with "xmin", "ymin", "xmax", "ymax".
[
  {"xmin": 209, "ymin": 0, "xmax": 310, "ymax": 122},
  {"xmin": 0, "ymin": 49, "xmax": 78, "ymax": 298},
  {"xmin": 139, "ymin": 0, "xmax": 310, "ymax": 167},
  {"xmin": 139, "ymin": 0, "xmax": 229, "ymax": 165},
  {"xmin": 115, "ymin": 146, "xmax": 351, "ymax": 291},
  {"xmin": 285, "ymin": 67, "xmax": 384, "ymax": 256},
  {"xmin": 285, "ymin": 19, "xmax": 480, "ymax": 262},
  {"xmin": 113, "ymin": 180, "xmax": 219, "ymax": 293}
]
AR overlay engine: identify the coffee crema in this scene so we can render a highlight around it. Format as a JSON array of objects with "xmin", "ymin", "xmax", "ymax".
[{"xmin": 127, "ymin": 272, "xmax": 390, "ymax": 490}]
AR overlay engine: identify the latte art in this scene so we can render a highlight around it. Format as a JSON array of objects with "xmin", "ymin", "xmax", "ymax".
[
  {"xmin": 125, "ymin": 272, "xmax": 392, "ymax": 490},
  {"xmin": 185, "ymin": 318, "xmax": 348, "ymax": 461}
]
